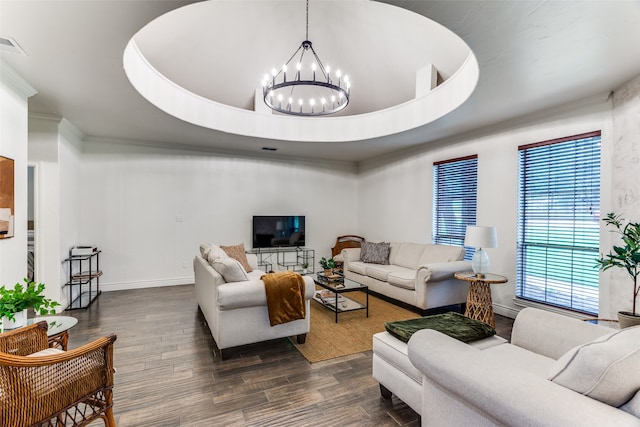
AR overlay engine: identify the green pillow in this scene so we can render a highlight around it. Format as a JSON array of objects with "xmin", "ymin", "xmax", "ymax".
[{"xmin": 384, "ymin": 312, "xmax": 496, "ymax": 343}]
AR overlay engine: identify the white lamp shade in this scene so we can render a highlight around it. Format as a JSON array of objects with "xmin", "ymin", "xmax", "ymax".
[{"xmin": 464, "ymin": 226, "xmax": 497, "ymax": 249}]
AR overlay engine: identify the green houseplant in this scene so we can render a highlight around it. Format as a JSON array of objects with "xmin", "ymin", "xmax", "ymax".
[
  {"xmin": 0, "ymin": 279, "xmax": 60, "ymax": 329},
  {"xmin": 319, "ymin": 257, "xmax": 336, "ymax": 275},
  {"xmin": 597, "ymin": 212, "xmax": 640, "ymax": 327}
]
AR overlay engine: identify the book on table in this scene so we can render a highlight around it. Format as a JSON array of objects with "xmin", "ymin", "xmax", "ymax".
[{"xmin": 315, "ymin": 290, "xmax": 346, "ymax": 304}]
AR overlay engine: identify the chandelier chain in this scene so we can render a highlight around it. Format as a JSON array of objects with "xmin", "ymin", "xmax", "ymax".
[{"xmin": 306, "ymin": 0, "xmax": 309, "ymax": 41}]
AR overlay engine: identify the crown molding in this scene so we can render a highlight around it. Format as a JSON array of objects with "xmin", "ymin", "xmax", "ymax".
[{"xmin": 0, "ymin": 60, "xmax": 37, "ymax": 98}]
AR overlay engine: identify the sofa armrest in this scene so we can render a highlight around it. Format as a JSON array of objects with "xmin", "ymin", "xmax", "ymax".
[
  {"xmin": 408, "ymin": 330, "xmax": 640, "ymax": 427},
  {"xmin": 511, "ymin": 307, "xmax": 614, "ymax": 360},
  {"xmin": 341, "ymin": 248, "xmax": 361, "ymax": 265},
  {"xmin": 416, "ymin": 260, "xmax": 471, "ymax": 283}
]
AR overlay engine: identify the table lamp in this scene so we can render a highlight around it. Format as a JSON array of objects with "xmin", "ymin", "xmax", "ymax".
[{"xmin": 464, "ymin": 226, "xmax": 497, "ymax": 278}]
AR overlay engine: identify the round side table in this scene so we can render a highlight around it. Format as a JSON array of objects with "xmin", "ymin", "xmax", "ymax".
[
  {"xmin": 27, "ymin": 316, "xmax": 78, "ymax": 350},
  {"xmin": 454, "ymin": 271, "xmax": 508, "ymax": 328}
]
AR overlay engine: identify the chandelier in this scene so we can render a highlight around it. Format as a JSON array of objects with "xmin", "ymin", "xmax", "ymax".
[{"xmin": 262, "ymin": 0, "xmax": 350, "ymax": 116}]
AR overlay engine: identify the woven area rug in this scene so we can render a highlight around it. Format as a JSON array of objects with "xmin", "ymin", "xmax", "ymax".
[{"xmin": 292, "ymin": 290, "xmax": 419, "ymax": 363}]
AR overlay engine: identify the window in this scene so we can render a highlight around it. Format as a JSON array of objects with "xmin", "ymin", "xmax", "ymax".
[
  {"xmin": 433, "ymin": 155, "xmax": 478, "ymax": 260},
  {"xmin": 517, "ymin": 131, "xmax": 601, "ymax": 314}
]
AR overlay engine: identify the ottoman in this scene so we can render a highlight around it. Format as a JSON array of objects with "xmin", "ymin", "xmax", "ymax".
[{"xmin": 373, "ymin": 331, "xmax": 507, "ymax": 414}]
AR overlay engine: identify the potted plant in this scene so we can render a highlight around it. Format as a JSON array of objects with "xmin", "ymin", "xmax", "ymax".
[
  {"xmin": 319, "ymin": 257, "xmax": 336, "ymax": 276},
  {"xmin": 597, "ymin": 212, "xmax": 640, "ymax": 328},
  {"xmin": 301, "ymin": 262, "xmax": 309, "ymax": 274},
  {"xmin": 0, "ymin": 279, "xmax": 60, "ymax": 330}
]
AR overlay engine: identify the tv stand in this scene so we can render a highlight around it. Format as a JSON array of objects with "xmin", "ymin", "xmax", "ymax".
[{"xmin": 247, "ymin": 247, "xmax": 315, "ymax": 274}]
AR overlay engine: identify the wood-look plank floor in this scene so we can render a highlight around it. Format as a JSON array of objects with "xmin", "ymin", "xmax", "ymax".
[{"xmin": 67, "ymin": 285, "xmax": 514, "ymax": 427}]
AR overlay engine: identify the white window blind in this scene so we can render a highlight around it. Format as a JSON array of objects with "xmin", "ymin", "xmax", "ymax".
[
  {"xmin": 433, "ymin": 155, "xmax": 478, "ymax": 260},
  {"xmin": 517, "ymin": 131, "xmax": 601, "ymax": 315}
]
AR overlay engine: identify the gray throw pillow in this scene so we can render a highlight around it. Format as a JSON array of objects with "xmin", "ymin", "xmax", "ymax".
[{"xmin": 360, "ymin": 241, "xmax": 390, "ymax": 264}]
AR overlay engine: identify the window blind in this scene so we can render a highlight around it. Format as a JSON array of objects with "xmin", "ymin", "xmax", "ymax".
[
  {"xmin": 517, "ymin": 131, "xmax": 601, "ymax": 314},
  {"xmin": 433, "ymin": 155, "xmax": 478, "ymax": 260}
]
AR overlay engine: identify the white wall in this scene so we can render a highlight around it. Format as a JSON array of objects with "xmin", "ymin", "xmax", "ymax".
[
  {"xmin": 358, "ymin": 96, "xmax": 615, "ymax": 318},
  {"xmin": 0, "ymin": 62, "xmax": 36, "ymax": 287},
  {"xmin": 606, "ymin": 74, "xmax": 640, "ymax": 317},
  {"xmin": 79, "ymin": 141, "xmax": 358, "ymax": 291}
]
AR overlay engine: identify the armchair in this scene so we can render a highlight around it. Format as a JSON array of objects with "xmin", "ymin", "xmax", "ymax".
[{"xmin": 0, "ymin": 321, "xmax": 117, "ymax": 427}]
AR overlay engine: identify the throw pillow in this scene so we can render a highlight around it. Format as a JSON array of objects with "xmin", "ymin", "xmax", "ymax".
[
  {"xmin": 205, "ymin": 244, "xmax": 228, "ymax": 265},
  {"xmin": 360, "ymin": 241, "xmax": 390, "ymax": 264},
  {"xmin": 220, "ymin": 243, "xmax": 253, "ymax": 273},
  {"xmin": 385, "ymin": 312, "xmax": 496, "ymax": 343},
  {"xmin": 200, "ymin": 242, "xmax": 214, "ymax": 259},
  {"xmin": 211, "ymin": 257, "xmax": 249, "ymax": 283},
  {"xmin": 548, "ymin": 326, "xmax": 640, "ymax": 407},
  {"xmin": 621, "ymin": 390, "xmax": 640, "ymax": 418}
]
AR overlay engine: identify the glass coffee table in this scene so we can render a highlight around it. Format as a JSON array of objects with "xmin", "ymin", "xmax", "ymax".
[
  {"xmin": 312, "ymin": 272, "xmax": 368, "ymax": 323},
  {"xmin": 27, "ymin": 316, "xmax": 78, "ymax": 350}
]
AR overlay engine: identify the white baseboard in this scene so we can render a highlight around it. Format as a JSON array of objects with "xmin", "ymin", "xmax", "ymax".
[
  {"xmin": 493, "ymin": 302, "xmax": 520, "ymax": 319},
  {"xmin": 100, "ymin": 276, "xmax": 194, "ymax": 292}
]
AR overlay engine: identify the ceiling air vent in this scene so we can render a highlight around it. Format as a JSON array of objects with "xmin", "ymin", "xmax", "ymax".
[{"xmin": 0, "ymin": 37, "xmax": 27, "ymax": 55}]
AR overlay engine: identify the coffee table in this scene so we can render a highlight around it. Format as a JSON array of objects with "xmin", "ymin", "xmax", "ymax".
[{"xmin": 312, "ymin": 273, "xmax": 368, "ymax": 323}]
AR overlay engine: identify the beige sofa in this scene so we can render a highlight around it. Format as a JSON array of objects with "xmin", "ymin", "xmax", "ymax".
[
  {"xmin": 194, "ymin": 250, "xmax": 315, "ymax": 359},
  {"xmin": 408, "ymin": 308, "xmax": 640, "ymax": 426},
  {"xmin": 341, "ymin": 242, "xmax": 471, "ymax": 312}
]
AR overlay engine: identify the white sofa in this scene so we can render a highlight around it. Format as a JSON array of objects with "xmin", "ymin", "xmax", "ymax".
[
  {"xmin": 194, "ymin": 252, "xmax": 315, "ymax": 359},
  {"xmin": 408, "ymin": 307, "xmax": 640, "ymax": 426},
  {"xmin": 342, "ymin": 242, "xmax": 471, "ymax": 312}
]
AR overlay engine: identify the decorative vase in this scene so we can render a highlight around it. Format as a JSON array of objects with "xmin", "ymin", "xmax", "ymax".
[
  {"xmin": 324, "ymin": 268, "xmax": 333, "ymax": 276},
  {"xmin": 1, "ymin": 309, "xmax": 28, "ymax": 330},
  {"xmin": 617, "ymin": 311, "xmax": 640, "ymax": 328}
]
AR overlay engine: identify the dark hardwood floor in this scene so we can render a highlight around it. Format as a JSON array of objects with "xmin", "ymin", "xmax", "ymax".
[{"xmin": 67, "ymin": 285, "xmax": 514, "ymax": 427}]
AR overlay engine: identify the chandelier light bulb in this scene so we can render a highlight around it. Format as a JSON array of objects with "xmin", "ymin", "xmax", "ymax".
[
  {"xmin": 271, "ymin": 68, "xmax": 277, "ymax": 76},
  {"xmin": 288, "ymin": 97, "xmax": 293, "ymax": 105},
  {"xmin": 298, "ymin": 98, "xmax": 303, "ymax": 106},
  {"xmin": 311, "ymin": 63, "xmax": 317, "ymax": 71},
  {"xmin": 277, "ymin": 94, "xmax": 283, "ymax": 101},
  {"xmin": 331, "ymin": 95, "xmax": 336, "ymax": 102},
  {"xmin": 282, "ymin": 65, "xmax": 287, "ymax": 72},
  {"xmin": 326, "ymin": 65, "xmax": 331, "ymax": 73},
  {"xmin": 296, "ymin": 62, "xmax": 302, "ymax": 71},
  {"xmin": 336, "ymin": 69, "xmax": 342, "ymax": 78},
  {"xmin": 310, "ymin": 99, "xmax": 315, "ymax": 106},
  {"xmin": 321, "ymin": 97, "xmax": 326, "ymax": 105}
]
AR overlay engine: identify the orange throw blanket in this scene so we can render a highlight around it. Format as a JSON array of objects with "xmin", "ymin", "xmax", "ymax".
[{"xmin": 261, "ymin": 271, "xmax": 306, "ymax": 326}]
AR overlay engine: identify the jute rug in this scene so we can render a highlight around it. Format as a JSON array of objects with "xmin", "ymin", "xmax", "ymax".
[{"xmin": 292, "ymin": 290, "xmax": 419, "ymax": 363}]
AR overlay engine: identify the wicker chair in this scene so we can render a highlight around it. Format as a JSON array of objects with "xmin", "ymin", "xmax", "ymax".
[{"xmin": 0, "ymin": 321, "xmax": 117, "ymax": 427}]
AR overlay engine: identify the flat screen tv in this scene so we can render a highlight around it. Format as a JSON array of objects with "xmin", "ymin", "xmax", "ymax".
[{"xmin": 252, "ymin": 215, "xmax": 305, "ymax": 248}]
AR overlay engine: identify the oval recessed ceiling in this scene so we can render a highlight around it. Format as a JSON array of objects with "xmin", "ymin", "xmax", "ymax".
[{"xmin": 123, "ymin": 0, "xmax": 478, "ymax": 143}]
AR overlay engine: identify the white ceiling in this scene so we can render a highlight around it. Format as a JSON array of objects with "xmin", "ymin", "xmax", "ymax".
[{"xmin": 1, "ymin": 0, "xmax": 640, "ymax": 163}]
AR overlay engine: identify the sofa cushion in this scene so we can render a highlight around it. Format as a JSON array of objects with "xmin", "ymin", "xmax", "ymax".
[
  {"xmin": 385, "ymin": 312, "xmax": 496, "ymax": 344},
  {"xmin": 387, "ymin": 267, "xmax": 417, "ymax": 290},
  {"xmin": 221, "ymin": 243, "xmax": 253, "ymax": 273},
  {"xmin": 211, "ymin": 257, "xmax": 249, "ymax": 283},
  {"xmin": 621, "ymin": 390, "xmax": 640, "ymax": 418},
  {"xmin": 366, "ymin": 264, "xmax": 402, "ymax": 282},
  {"xmin": 391, "ymin": 243, "xmax": 426, "ymax": 269},
  {"xmin": 360, "ymin": 241, "xmax": 390, "ymax": 264},
  {"xmin": 419, "ymin": 243, "xmax": 465, "ymax": 264},
  {"xmin": 548, "ymin": 326, "xmax": 640, "ymax": 407},
  {"xmin": 348, "ymin": 261, "xmax": 368, "ymax": 276}
]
